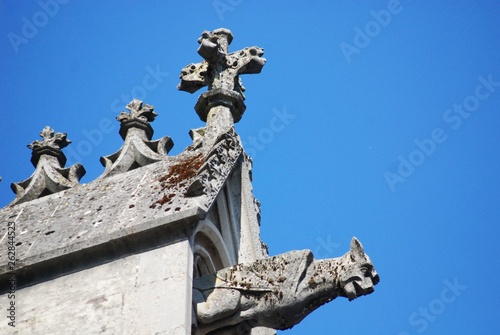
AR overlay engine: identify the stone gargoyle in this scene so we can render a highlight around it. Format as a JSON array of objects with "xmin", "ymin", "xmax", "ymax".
[{"xmin": 192, "ymin": 237, "xmax": 380, "ymax": 334}]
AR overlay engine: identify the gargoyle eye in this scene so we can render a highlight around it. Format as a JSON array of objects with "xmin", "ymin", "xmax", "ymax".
[{"xmin": 360, "ymin": 263, "xmax": 373, "ymax": 274}]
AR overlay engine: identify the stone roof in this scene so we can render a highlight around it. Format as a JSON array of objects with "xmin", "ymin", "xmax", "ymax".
[
  {"xmin": 0, "ymin": 27, "xmax": 266, "ymax": 291},
  {"xmin": 0, "ymin": 120, "xmax": 245, "ymax": 287}
]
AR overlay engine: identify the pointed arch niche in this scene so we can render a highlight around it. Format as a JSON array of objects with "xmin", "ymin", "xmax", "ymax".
[{"xmin": 193, "ymin": 217, "xmax": 232, "ymax": 278}]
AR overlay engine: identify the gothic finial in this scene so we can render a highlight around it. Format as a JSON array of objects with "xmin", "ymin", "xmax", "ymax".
[
  {"xmin": 29, "ymin": 126, "xmax": 71, "ymax": 149},
  {"xmin": 28, "ymin": 126, "xmax": 71, "ymax": 167},
  {"xmin": 10, "ymin": 126, "xmax": 85, "ymax": 205},
  {"xmin": 99, "ymin": 99, "xmax": 173, "ymax": 178},
  {"xmin": 178, "ymin": 28, "xmax": 266, "ymax": 124},
  {"xmin": 116, "ymin": 98, "xmax": 158, "ymax": 140}
]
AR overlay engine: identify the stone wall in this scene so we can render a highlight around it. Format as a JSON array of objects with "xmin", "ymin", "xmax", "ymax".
[{"xmin": 0, "ymin": 239, "xmax": 193, "ymax": 335}]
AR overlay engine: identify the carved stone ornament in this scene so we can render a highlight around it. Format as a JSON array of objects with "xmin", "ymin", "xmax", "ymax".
[
  {"xmin": 99, "ymin": 99, "xmax": 174, "ymax": 178},
  {"xmin": 192, "ymin": 238, "xmax": 380, "ymax": 334},
  {"xmin": 186, "ymin": 127, "xmax": 242, "ymax": 198},
  {"xmin": 10, "ymin": 126, "xmax": 85, "ymax": 206},
  {"xmin": 178, "ymin": 28, "xmax": 266, "ymax": 123}
]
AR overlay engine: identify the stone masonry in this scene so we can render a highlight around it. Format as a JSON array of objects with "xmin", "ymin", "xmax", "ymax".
[{"xmin": 0, "ymin": 28, "xmax": 379, "ymax": 335}]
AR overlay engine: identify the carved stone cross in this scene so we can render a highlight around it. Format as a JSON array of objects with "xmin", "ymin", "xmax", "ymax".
[{"xmin": 178, "ymin": 28, "xmax": 266, "ymax": 123}]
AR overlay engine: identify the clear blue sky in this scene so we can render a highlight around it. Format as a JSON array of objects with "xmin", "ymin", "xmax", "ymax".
[{"xmin": 1, "ymin": 1, "xmax": 500, "ymax": 334}]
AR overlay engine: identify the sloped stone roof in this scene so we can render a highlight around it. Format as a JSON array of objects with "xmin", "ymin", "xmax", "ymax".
[
  {"xmin": 0, "ymin": 27, "xmax": 266, "ymax": 292},
  {"xmin": 0, "ymin": 125, "xmax": 245, "ymax": 289}
]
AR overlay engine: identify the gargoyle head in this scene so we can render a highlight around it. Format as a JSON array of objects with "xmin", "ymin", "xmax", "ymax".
[{"xmin": 338, "ymin": 237, "xmax": 380, "ymax": 301}]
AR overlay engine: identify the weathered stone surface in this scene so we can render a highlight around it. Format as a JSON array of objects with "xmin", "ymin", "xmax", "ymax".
[
  {"xmin": 10, "ymin": 126, "xmax": 85, "ymax": 206},
  {"xmin": 192, "ymin": 238, "xmax": 379, "ymax": 334},
  {"xmin": 99, "ymin": 99, "xmax": 173, "ymax": 178},
  {"xmin": 0, "ymin": 157, "xmax": 202, "ymax": 287},
  {"xmin": 0, "ymin": 121, "xmax": 271, "ymax": 332},
  {"xmin": 0, "ymin": 240, "xmax": 194, "ymax": 335},
  {"xmin": 187, "ymin": 128, "xmax": 242, "ymax": 198},
  {"xmin": 178, "ymin": 28, "xmax": 266, "ymax": 123},
  {"xmin": 0, "ymin": 27, "xmax": 378, "ymax": 335},
  {"xmin": 0, "ymin": 122, "xmax": 251, "ymax": 289}
]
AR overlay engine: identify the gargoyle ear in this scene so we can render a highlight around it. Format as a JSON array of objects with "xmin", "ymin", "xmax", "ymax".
[{"xmin": 350, "ymin": 237, "xmax": 365, "ymax": 260}]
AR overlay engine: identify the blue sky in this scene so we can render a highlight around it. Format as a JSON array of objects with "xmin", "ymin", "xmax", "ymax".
[{"xmin": 1, "ymin": 1, "xmax": 500, "ymax": 334}]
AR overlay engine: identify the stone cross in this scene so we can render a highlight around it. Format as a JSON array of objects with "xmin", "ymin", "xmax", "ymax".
[{"xmin": 178, "ymin": 28, "xmax": 266, "ymax": 123}]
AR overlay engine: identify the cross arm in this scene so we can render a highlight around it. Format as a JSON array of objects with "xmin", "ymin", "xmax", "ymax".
[{"xmin": 178, "ymin": 61, "xmax": 209, "ymax": 93}]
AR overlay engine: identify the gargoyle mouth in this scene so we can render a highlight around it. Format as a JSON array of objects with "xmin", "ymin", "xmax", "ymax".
[{"xmin": 343, "ymin": 277, "xmax": 376, "ymax": 301}]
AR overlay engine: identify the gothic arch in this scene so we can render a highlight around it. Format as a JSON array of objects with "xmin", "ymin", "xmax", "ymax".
[{"xmin": 193, "ymin": 218, "xmax": 232, "ymax": 277}]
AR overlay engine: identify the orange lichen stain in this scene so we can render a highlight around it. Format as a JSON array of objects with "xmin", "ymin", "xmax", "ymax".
[
  {"xmin": 160, "ymin": 153, "xmax": 204, "ymax": 187},
  {"xmin": 150, "ymin": 153, "xmax": 204, "ymax": 209}
]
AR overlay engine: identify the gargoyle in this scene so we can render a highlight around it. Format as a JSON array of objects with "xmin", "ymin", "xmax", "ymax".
[{"xmin": 192, "ymin": 237, "xmax": 380, "ymax": 334}]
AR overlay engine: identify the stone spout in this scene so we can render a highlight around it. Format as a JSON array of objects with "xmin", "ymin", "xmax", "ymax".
[{"xmin": 192, "ymin": 237, "xmax": 379, "ymax": 334}]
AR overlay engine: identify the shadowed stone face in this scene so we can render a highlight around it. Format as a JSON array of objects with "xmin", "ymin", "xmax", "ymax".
[
  {"xmin": 192, "ymin": 237, "xmax": 379, "ymax": 334},
  {"xmin": 337, "ymin": 238, "xmax": 380, "ymax": 301},
  {"xmin": 340, "ymin": 261, "xmax": 379, "ymax": 300}
]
